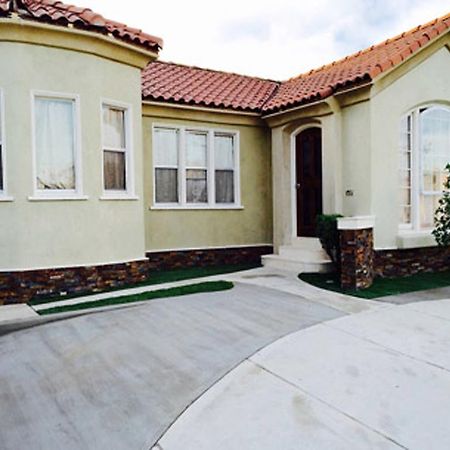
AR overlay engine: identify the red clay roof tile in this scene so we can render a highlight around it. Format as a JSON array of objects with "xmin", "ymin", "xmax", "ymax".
[
  {"xmin": 263, "ymin": 11, "xmax": 450, "ymax": 113},
  {"xmin": 142, "ymin": 12, "xmax": 449, "ymax": 114},
  {"xmin": 142, "ymin": 61, "xmax": 280, "ymax": 112},
  {"xmin": 0, "ymin": 0, "xmax": 162, "ymax": 52}
]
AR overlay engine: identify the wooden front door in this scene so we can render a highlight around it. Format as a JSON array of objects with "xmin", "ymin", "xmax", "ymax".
[{"xmin": 296, "ymin": 127, "xmax": 323, "ymax": 237}]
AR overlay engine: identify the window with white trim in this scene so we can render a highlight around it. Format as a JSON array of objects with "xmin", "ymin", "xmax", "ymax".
[
  {"xmin": 153, "ymin": 125, "xmax": 239, "ymax": 207},
  {"xmin": 102, "ymin": 104, "xmax": 131, "ymax": 193},
  {"xmin": 399, "ymin": 105, "xmax": 450, "ymax": 231},
  {"xmin": 186, "ymin": 130, "xmax": 208, "ymax": 203},
  {"xmin": 154, "ymin": 127, "xmax": 179, "ymax": 203},
  {"xmin": 214, "ymin": 133, "xmax": 235, "ymax": 204},
  {"xmin": 33, "ymin": 94, "xmax": 81, "ymax": 196},
  {"xmin": 0, "ymin": 90, "xmax": 4, "ymax": 194}
]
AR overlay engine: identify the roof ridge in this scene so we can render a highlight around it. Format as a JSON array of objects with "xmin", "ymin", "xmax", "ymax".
[
  {"xmin": 286, "ymin": 10, "xmax": 450, "ymax": 83},
  {"xmin": 155, "ymin": 60, "xmax": 281, "ymax": 84}
]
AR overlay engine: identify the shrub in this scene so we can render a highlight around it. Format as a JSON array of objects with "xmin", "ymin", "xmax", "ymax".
[
  {"xmin": 433, "ymin": 163, "xmax": 450, "ymax": 246},
  {"xmin": 316, "ymin": 214, "xmax": 343, "ymax": 270}
]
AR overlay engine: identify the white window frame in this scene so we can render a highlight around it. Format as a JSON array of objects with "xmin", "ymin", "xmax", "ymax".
[
  {"xmin": 100, "ymin": 99, "xmax": 136, "ymax": 200},
  {"xmin": 151, "ymin": 123, "xmax": 242, "ymax": 210},
  {"xmin": 0, "ymin": 89, "xmax": 12, "ymax": 202},
  {"xmin": 399, "ymin": 104, "xmax": 450, "ymax": 233},
  {"xmin": 30, "ymin": 90, "xmax": 85, "ymax": 201}
]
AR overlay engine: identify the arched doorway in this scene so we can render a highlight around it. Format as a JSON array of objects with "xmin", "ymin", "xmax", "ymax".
[{"xmin": 295, "ymin": 127, "xmax": 323, "ymax": 237}]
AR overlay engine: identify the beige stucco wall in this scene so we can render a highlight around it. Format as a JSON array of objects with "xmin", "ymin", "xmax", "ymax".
[
  {"xmin": 268, "ymin": 105, "xmax": 345, "ymax": 251},
  {"xmin": 142, "ymin": 106, "xmax": 273, "ymax": 251},
  {"xmin": 370, "ymin": 43, "xmax": 450, "ymax": 249},
  {"xmin": 0, "ymin": 38, "xmax": 149, "ymax": 270},
  {"xmin": 268, "ymin": 37, "xmax": 450, "ymax": 252},
  {"xmin": 340, "ymin": 100, "xmax": 372, "ymax": 217}
]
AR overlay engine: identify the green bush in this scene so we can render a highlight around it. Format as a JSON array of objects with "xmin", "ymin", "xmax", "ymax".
[
  {"xmin": 316, "ymin": 214, "xmax": 343, "ymax": 270},
  {"xmin": 433, "ymin": 163, "xmax": 450, "ymax": 246}
]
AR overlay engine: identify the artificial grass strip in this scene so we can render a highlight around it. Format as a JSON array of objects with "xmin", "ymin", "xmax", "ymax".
[
  {"xmin": 30, "ymin": 263, "xmax": 258, "ymax": 306},
  {"xmin": 38, "ymin": 281, "xmax": 234, "ymax": 315},
  {"xmin": 299, "ymin": 270, "xmax": 450, "ymax": 299}
]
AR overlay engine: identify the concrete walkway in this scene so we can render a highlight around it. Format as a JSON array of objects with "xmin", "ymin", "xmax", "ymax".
[
  {"xmin": 155, "ymin": 299, "xmax": 450, "ymax": 450},
  {"xmin": 0, "ymin": 282, "xmax": 347, "ymax": 450}
]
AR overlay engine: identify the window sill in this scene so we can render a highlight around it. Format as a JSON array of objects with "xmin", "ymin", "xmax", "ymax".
[
  {"xmin": 150, "ymin": 204, "xmax": 244, "ymax": 211},
  {"xmin": 100, "ymin": 195, "xmax": 139, "ymax": 201},
  {"xmin": 397, "ymin": 229, "xmax": 436, "ymax": 249},
  {"xmin": 0, "ymin": 195, "xmax": 14, "ymax": 202},
  {"xmin": 28, "ymin": 195, "xmax": 89, "ymax": 202}
]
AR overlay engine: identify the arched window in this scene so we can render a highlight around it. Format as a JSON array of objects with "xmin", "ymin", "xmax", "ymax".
[{"xmin": 399, "ymin": 106, "xmax": 450, "ymax": 231}]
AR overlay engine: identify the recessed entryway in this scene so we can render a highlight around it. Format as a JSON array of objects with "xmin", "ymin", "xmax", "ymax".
[{"xmin": 295, "ymin": 127, "xmax": 323, "ymax": 237}]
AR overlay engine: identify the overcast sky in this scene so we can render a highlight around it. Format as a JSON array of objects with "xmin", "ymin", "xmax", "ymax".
[{"xmin": 85, "ymin": 0, "xmax": 449, "ymax": 80}]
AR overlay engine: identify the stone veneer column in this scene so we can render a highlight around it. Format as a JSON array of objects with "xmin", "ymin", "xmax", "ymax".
[{"xmin": 337, "ymin": 216, "xmax": 375, "ymax": 290}]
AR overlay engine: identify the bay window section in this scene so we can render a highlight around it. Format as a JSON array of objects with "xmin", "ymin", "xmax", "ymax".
[
  {"xmin": 399, "ymin": 106, "xmax": 450, "ymax": 232},
  {"xmin": 153, "ymin": 125, "xmax": 240, "ymax": 208},
  {"xmin": 33, "ymin": 94, "xmax": 81, "ymax": 197},
  {"xmin": 102, "ymin": 104, "xmax": 131, "ymax": 195}
]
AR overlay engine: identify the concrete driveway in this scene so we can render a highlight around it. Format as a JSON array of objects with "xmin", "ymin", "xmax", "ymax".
[
  {"xmin": 0, "ymin": 282, "xmax": 345, "ymax": 450},
  {"xmin": 156, "ymin": 299, "xmax": 450, "ymax": 450}
]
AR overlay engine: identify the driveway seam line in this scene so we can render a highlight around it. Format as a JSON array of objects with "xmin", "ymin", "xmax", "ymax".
[
  {"xmin": 403, "ymin": 305, "xmax": 450, "ymax": 322},
  {"xmin": 248, "ymin": 359, "xmax": 408, "ymax": 449},
  {"xmin": 323, "ymin": 321, "xmax": 450, "ymax": 374},
  {"xmin": 146, "ymin": 315, "xmax": 347, "ymax": 450}
]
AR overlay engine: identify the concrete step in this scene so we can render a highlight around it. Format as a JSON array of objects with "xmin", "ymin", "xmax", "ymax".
[
  {"xmin": 279, "ymin": 245, "xmax": 329, "ymax": 261},
  {"xmin": 261, "ymin": 254, "xmax": 333, "ymax": 273},
  {"xmin": 290, "ymin": 237, "xmax": 324, "ymax": 251}
]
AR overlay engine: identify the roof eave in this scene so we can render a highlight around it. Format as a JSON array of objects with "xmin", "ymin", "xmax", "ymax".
[{"xmin": 0, "ymin": 18, "xmax": 159, "ymax": 68}]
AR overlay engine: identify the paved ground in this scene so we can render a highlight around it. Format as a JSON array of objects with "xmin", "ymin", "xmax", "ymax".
[
  {"xmin": 378, "ymin": 285, "xmax": 450, "ymax": 305},
  {"xmin": 0, "ymin": 283, "xmax": 345, "ymax": 450},
  {"xmin": 156, "ymin": 299, "xmax": 450, "ymax": 450}
]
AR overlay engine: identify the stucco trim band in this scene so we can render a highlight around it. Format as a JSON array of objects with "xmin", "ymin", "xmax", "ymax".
[{"xmin": 338, "ymin": 216, "xmax": 376, "ymax": 231}]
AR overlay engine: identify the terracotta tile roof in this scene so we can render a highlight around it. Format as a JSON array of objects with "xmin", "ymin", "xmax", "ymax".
[
  {"xmin": 142, "ymin": 61, "xmax": 280, "ymax": 113},
  {"xmin": 0, "ymin": 0, "xmax": 162, "ymax": 52},
  {"xmin": 262, "ymin": 12, "xmax": 450, "ymax": 113},
  {"xmin": 142, "ymin": 12, "xmax": 449, "ymax": 114}
]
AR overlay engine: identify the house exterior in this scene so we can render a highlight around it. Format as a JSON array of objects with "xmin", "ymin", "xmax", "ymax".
[{"xmin": 0, "ymin": 0, "xmax": 449, "ymax": 303}]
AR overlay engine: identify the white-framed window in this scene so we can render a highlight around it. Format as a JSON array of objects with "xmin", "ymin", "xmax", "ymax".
[
  {"xmin": 399, "ymin": 105, "xmax": 450, "ymax": 231},
  {"xmin": 31, "ymin": 91, "xmax": 82, "ymax": 198},
  {"xmin": 152, "ymin": 124, "xmax": 240, "ymax": 209},
  {"xmin": 0, "ymin": 89, "xmax": 5, "ymax": 196},
  {"xmin": 101, "ymin": 101, "xmax": 134, "ymax": 197}
]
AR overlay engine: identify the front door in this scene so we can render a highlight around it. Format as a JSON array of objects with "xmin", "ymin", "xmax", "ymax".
[{"xmin": 296, "ymin": 127, "xmax": 323, "ymax": 237}]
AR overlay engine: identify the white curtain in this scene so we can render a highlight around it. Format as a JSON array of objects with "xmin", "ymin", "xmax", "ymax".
[
  {"xmin": 154, "ymin": 128, "xmax": 179, "ymax": 202},
  {"xmin": 187, "ymin": 169, "xmax": 207, "ymax": 203},
  {"xmin": 104, "ymin": 150, "xmax": 125, "ymax": 191},
  {"xmin": 35, "ymin": 98, "xmax": 75, "ymax": 190},
  {"xmin": 215, "ymin": 134, "xmax": 234, "ymax": 203},
  {"xmin": 155, "ymin": 168, "xmax": 178, "ymax": 202},
  {"xmin": 103, "ymin": 107, "xmax": 125, "ymax": 149}
]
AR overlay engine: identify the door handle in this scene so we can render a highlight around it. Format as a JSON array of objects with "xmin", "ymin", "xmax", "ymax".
[{"xmin": 296, "ymin": 183, "xmax": 301, "ymax": 189}]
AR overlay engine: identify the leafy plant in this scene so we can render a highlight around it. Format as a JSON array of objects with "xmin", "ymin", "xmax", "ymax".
[
  {"xmin": 433, "ymin": 163, "xmax": 450, "ymax": 246},
  {"xmin": 316, "ymin": 214, "xmax": 343, "ymax": 270}
]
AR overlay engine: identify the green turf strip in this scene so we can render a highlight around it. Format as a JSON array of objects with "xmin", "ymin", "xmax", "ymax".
[
  {"xmin": 38, "ymin": 281, "xmax": 234, "ymax": 315},
  {"xmin": 29, "ymin": 264, "xmax": 258, "ymax": 306},
  {"xmin": 299, "ymin": 271, "xmax": 450, "ymax": 299}
]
